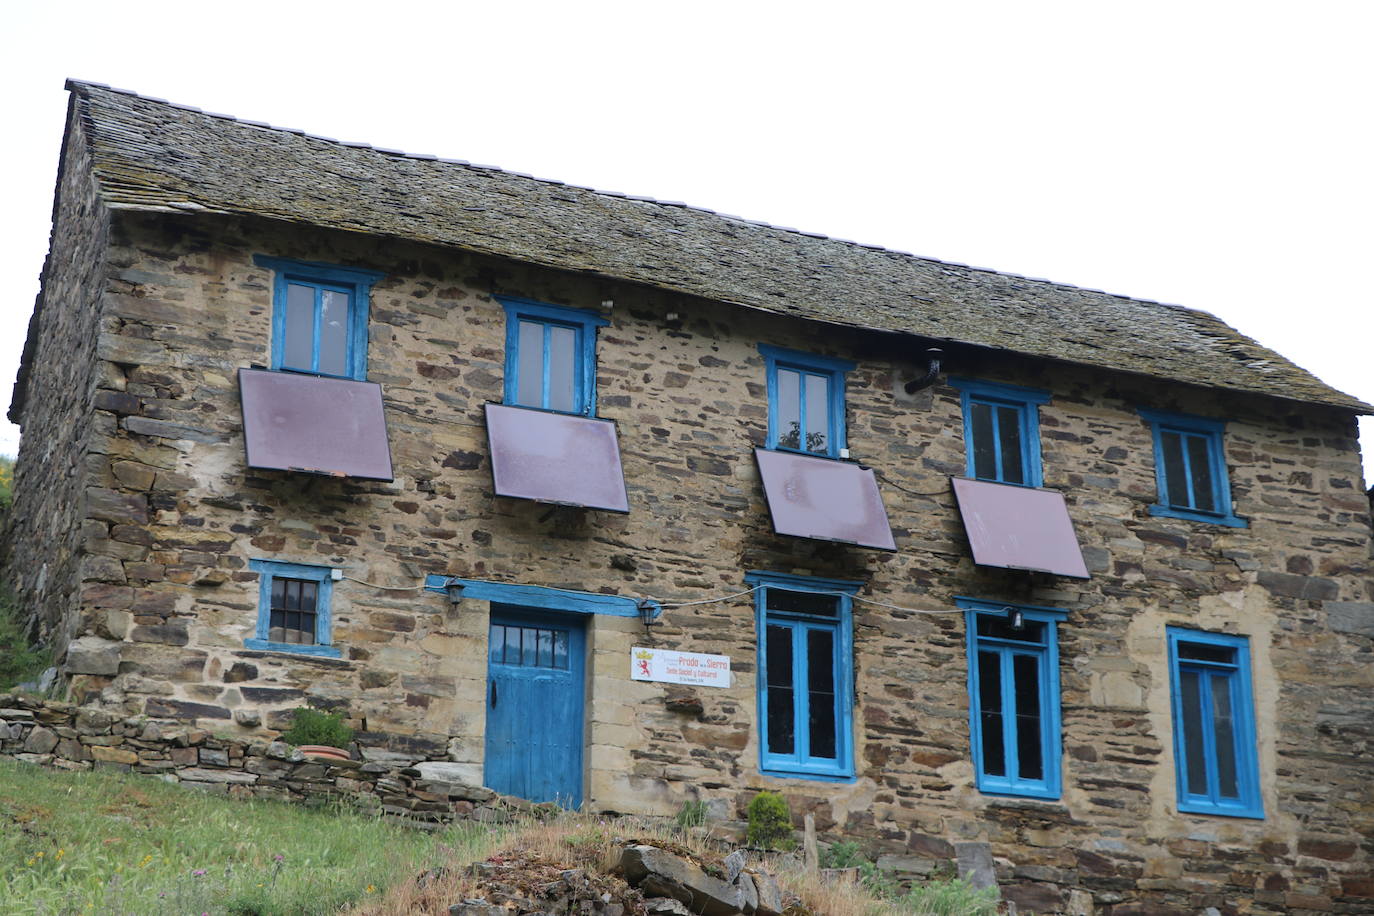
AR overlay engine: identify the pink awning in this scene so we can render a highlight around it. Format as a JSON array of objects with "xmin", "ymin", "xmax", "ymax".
[
  {"xmin": 238, "ymin": 369, "xmax": 393, "ymax": 480},
  {"xmin": 951, "ymin": 477, "xmax": 1089, "ymax": 578},
  {"xmin": 485, "ymin": 404, "xmax": 629, "ymax": 512},
  {"xmin": 755, "ymin": 448, "xmax": 896, "ymax": 551}
]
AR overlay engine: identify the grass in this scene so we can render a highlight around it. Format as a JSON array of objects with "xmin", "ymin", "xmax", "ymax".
[
  {"xmin": 0, "ymin": 758, "xmax": 485, "ymax": 915},
  {"xmin": 2, "ymin": 758, "xmax": 999, "ymax": 916}
]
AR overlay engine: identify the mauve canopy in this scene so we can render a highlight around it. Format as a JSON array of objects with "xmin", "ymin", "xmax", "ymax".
[
  {"xmin": 754, "ymin": 448, "xmax": 897, "ymax": 551},
  {"xmin": 951, "ymin": 477, "xmax": 1089, "ymax": 578},
  {"xmin": 238, "ymin": 369, "xmax": 394, "ymax": 481},
  {"xmin": 485, "ymin": 404, "xmax": 630, "ymax": 513}
]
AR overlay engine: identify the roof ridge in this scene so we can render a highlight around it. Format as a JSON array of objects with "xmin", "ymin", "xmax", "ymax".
[{"xmin": 64, "ymin": 78, "xmax": 1212, "ymax": 318}]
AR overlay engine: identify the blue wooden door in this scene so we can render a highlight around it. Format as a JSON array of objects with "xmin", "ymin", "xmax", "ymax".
[{"xmin": 484, "ymin": 607, "xmax": 586, "ymax": 807}]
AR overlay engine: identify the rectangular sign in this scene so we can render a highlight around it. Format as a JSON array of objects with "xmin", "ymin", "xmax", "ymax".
[{"xmin": 630, "ymin": 647, "xmax": 731, "ymax": 687}]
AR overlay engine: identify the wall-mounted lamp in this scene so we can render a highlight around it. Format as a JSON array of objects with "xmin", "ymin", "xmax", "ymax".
[
  {"xmin": 444, "ymin": 578, "xmax": 465, "ymax": 605},
  {"xmin": 637, "ymin": 599, "xmax": 659, "ymax": 631},
  {"xmin": 1007, "ymin": 608, "xmax": 1024, "ymax": 630}
]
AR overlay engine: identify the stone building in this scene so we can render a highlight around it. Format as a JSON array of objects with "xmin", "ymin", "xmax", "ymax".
[{"xmin": 4, "ymin": 80, "xmax": 1373, "ymax": 913}]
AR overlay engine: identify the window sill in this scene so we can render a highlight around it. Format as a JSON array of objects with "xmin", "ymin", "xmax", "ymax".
[
  {"xmin": 976, "ymin": 781, "xmax": 1062, "ymax": 801},
  {"xmin": 243, "ymin": 639, "xmax": 343, "ymax": 659},
  {"xmin": 767, "ymin": 446, "xmax": 846, "ymax": 461},
  {"xmin": 1148, "ymin": 505, "xmax": 1249, "ymax": 528},
  {"xmin": 1177, "ymin": 799, "xmax": 1265, "ymax": 819},
  {"xmin": 760, "ymin": 765, "xmax": 856, "ymax": 783}
]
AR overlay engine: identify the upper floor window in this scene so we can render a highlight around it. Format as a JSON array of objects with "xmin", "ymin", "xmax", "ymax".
[
  {"xmin": 244, "ymin": 559, "xmax": 342, "ymax": 659},
  {"xmin": 1138, "ymin": 409, "xmax": 1247, "ymax": 527},
  {"xmin": 950, "ymin": 378, "xmax": 1050, "ymax": 487},
  {"xmin": 960, "ymin": 598, "xmax": 1065, "ymax": 799},
  {"xmin": 759, "ymin": 345, "xmax": 854, "ymax": 459},
  {"xmin": 1167, "ymin": 628, "xmax": 1263, "ymax": 818},
  {"xmin": 498, "ymin": 296, "xmax": 608, "ymax": 416},
  {"xmin": 253, "ymin": 256, "xmax": 383, "ymax": 381},
  {"xmin": 746, "ymin": 571, "xmax": 858, "ymax": 780}
]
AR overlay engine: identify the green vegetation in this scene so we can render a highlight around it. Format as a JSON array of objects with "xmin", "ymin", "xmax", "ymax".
[
  {"xmin": 0, "ymin": 758, "xmax": 486, "ymax": 915},
  {"xmin": 745, "ymin": 790, "xmax": 794, "ymax": 850},
  {"xmin": 674, "ymin": 798, "xmax": 708, "ymax": 829},
  {"xmin": 279, "ymin": 707, "xmax": 354, "ymax": 749},
  {"xmin": 0, "ymin": 453, "xmax": 13, "ymax": 509},
  {"xmin": 0, "ymin": 588, "xmax": 49, "ymax": 691},
  {"xmin": 821, "ymin": 840, "xmax": 1000, "ymax": 916}
]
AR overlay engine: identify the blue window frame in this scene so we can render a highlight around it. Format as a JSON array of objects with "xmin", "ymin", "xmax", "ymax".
[
  {"xmin": 1138, "ymin": 409, "xmax": 1246, "ymax": 527},
  {"xmin": 949, "ymin": 378, "xmax": 1049, "ymax": 487},
  {"xmin": 1167, "ymin": 628, "xmax": 1263, "ymax": 818},
  {"xmin": 746, "ymin": 571, "xmax": 858, "ymax": 780},
  {"xmin": 758, "ymin": 345, "xmax": 854, "ymax": 458},
  {"xmin": 253, "ymin": 256, "xmax": 383, "ymax": 381},
  {"xmin": 245, "ymin": 559, "xmax": 341, "ymax": 659},
  {"xmin": 498, "ymin": 296, "xmax": 608, "ymax": 417},
  {"xmin": 960, "ymin": 597, "xmax": 1066, "ymax": 799}
]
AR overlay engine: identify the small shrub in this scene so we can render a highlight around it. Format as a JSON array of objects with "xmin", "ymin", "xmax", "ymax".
[
  {"xmin": 0, "ymin": 454, "xmax": 13, "ymax": 509},
  {"xmin": 897, "ymin": 876, "xmax": 1000, "ymax": 915},
  {"xmin": 674, "ymin": 800, "xmax": 708, "ymax": 829},
  {"xmin": 280, "ymin": 707, "xmax": 354, "ymax": 748},
  {"xmin": 0, "ymin": 587, "xmax": 50, "ymax": 690},
  {"xmin": 745, "ymin": 791, "xmax": 793, "ymax": 850},
  {"xmin": 820, "ymin": 839, "xmax": 868, "ymax": 870}
]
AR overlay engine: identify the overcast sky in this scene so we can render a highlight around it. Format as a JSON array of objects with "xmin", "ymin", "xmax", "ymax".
[{"xmin": 4, "ymin": 2, "xmax": 1371, "ymax": 483}]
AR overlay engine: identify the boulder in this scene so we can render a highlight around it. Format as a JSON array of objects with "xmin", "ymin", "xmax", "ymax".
[
  {"xmin": 750, "ymin": 871, "xmax": 784, "ymax": 916},
  {"xmin": 621, "ymin": 845, "xmax": 744, "ymax": 916}
]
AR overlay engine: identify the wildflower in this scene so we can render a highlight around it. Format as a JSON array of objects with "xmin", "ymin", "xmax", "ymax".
[
  {"xmin": 36, "ymin": 851, "xmax": 45, "ymax": 858},
  {"xmin": 274, "ymin": 853, "xmax": 284, "ymax": 862},
  {"xmin": 56, "ymin": 849, "xmax": 65, "ymax": 861},
  {"xmin": 193, "ymin": 868, "xmax": 207, "ymax": 877},
  {"xmin": 25, "ymin": 858, "xmax": 35, "ymax": 866},
  {"xmin": 366, "ymin": 885, "xmax": 376, "ymax": 893}
]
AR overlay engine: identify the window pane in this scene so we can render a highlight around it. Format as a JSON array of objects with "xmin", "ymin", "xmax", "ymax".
[
  {"xmin": 548, "ymin": 325, "xmax": 577, "ymax": 412},
  {"xmin": 503, "ymin": 626, "xmax": 520, "ymax": 665},
  {"xmin": 1179, "ymin": 642, "xmax": 1234, "ymax": 664},
  {"xmin": 271, "ymin": 577, "xmax": 285, "ymax": 609},
  {"xmin": 807, "ymin": 629, "xmax": 837, "ymax": 760},
  {"xmin": 776, "ymin": 369, "xmax": 801, "ymax": 449},
  {"xmin": 537, "ymin": 628, "xmax": 554, "ymax": 668},
  {"xmin": 1179, "ymin": 669, "xmax": 1209, "ymax": 796},
  {"xmin": 489, "ymin": 623, "xmax": 506, "ymax": 663},
  {"xmin": 997, "ymin": 406, "xmax": 1025, "ymax": 485},
  {"xmin": 766, "ymin": 625, "xmax": 795, "ymax": 755},
  {"xmin": 976, "ymin": 614, "xmax": 1045, "ymax": 643},
  {"xmin": 281, "ymin": 579, "xmax": 300, "ymax": 612},
  {"xmin": 970, "ymin": 402, "xmax": 997, "ymax": 480},
  {"xmin": 522, "ymin": 626, "xmax": 537, "ymax": 667},
  {"xmin": 516, "ymin": 321, "xmax": 544, "ymax": 407},
  {"xmin": 283, "ymin": 283, "xmax": 316, "ymax": 370},
  {"xmin": 318, "ymin": 289, "xmax": 350, "ymax": 376},
  {"xmin": 1160, "ymin": 431, "xmax": 1190, "ymax": 507},
  {"xmin": 1211, "ymin": 672, "xmax": 1239, "ymax": 799},
  {"xmin": 766, "ymin": 588, "xmax": 840, "ymax": 617},
  {"xmin": 804, "ymin": 373, "xmax": 830, "ymax": 454},
  {"xmin": 978, "ymin": 651, "xmax": 1005, "ymax": 777},
  {"xmin": 553, "ymin": 630, "xmax": 569, "ymax": 670},
  {"xmin": 1186, "ymin": 434, "xmax": 1217, "ymax": 512},
  {"xmin": 1013, "ymin": 653, "xmax": 1043, "ymax": 781},
  {"xmin": 299, "ymin": 581, "xmax": 317, "ymax": 612}
]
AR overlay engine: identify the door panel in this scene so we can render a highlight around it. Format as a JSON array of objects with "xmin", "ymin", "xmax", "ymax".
[{"xmin": 484, "ymin": 607, "xmax": 585, "ymax": 807}]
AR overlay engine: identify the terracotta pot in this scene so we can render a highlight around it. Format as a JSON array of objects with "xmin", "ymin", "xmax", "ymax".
[{"xmin": 298, "ymin": 745, "xmax": 350, "ymax": 761}]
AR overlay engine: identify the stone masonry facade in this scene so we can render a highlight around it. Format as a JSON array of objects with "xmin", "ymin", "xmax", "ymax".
[
  {"xmin": 3, "ymin": 92, "xmax": 1374, "ymax": 915},
  {"xmin": 5, "ymin": 207, "xmax": 1372, "ymax": 914}
]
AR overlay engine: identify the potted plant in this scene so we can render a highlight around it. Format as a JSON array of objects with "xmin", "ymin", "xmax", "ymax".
[{"xmin": 280, "ymin": 706, "xmax": 355, "ymax": 762}]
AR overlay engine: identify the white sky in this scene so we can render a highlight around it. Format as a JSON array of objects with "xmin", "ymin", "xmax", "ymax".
[{"xmin": 3, "ymin": 2, "xmax": 1371, "ymax": 485}]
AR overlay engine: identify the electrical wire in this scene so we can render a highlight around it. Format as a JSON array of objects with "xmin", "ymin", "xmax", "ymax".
[{"xmin": 340, "ymin": 575, "xmax": 428, "ymax": 591}]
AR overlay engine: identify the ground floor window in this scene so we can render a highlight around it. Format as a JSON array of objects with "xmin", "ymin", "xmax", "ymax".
[
  {"xmin": 1167, "ymin": 628, "xmax": 1263, "ymax": 818},
  {"xmin": 961, "ymin": 598, "xmax": 1065, "ymax": 799},
  {"xmin": 746, "ymin": 572, "xmax": 858, "ymax": 780},
  {"xmin": 245, "ymin": 559, "xmax": 341, "ymax": 658}
]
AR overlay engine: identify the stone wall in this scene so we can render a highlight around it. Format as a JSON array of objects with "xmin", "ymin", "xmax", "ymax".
[
  {"xmin": 1, "ymin": 102, "xmax": 112, "ymax": 654},
  {"xmin": 8, "ymin": 205, "xmax": 1374, "ymax": 914}
]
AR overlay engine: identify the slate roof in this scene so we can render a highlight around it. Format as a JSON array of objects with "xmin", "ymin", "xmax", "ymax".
[{"xmin": 56, "ymin": 80, "xmax": 1372, "ymax": 413}]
